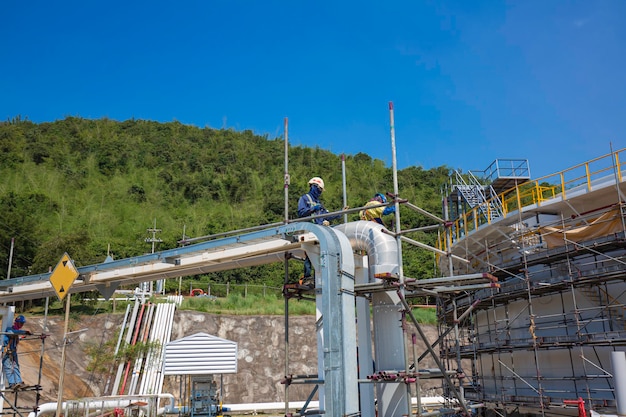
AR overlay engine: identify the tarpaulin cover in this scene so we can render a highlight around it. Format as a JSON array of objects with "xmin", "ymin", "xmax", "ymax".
[{"xmin": 540, "ymin": 207, "xmax": 623, "ymax": 248}]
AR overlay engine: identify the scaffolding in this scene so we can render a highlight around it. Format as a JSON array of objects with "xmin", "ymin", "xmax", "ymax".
[
  {"xmin": 438, "ymin": 150, "xmax": 626, "ymax": 417},
  {"xmin": 0, "ymin": 306, "xmax": 45, "ymax": 417},
  {"xmin": 278, "ymin": 108, "xmax": 500, "ymax": 417},
  {"xmin": 279, "ymin": 196, "xmax": 497, "ymax": 417},
  {"xmin": 2, "ymin": 116, "xmax": 623, "ymax": 417}
]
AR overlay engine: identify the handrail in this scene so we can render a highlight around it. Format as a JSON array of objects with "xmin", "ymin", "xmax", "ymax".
[
  {"xmin": 440, "ymin": 148, "xmax": 626, "ymax": 251},
  {"xmin": 476, "ymin": 158, "xmax": 531, "ymax": 183}
]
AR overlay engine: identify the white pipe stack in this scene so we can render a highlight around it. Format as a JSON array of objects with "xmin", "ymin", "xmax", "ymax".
[
  {"xmin": 138, "ymin": 302, "xmax": 176, "ymax": 395},
  {"xmin": 111, "ymin": 299, "xmax": 140, "ymax": 394},
  {"xmin": 128, "ymin": 303, "xmax": 156, "ymax": 395}
]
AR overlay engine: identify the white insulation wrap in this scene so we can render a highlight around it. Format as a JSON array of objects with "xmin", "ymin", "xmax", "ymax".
[
  {"xmin": 335, "ymin": 220, "xmax": 409, "ymax": 417},
  {"xmin": 335, "ymin": 221, "xmax": 398, "ymax": 279},
  {"xmin": 28, "ymin": 394, "xmax": 175, "ymax": 417}
]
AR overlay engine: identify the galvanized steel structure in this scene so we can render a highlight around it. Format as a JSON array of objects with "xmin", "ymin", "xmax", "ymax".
[{"xmin": 439, "ymin": 150, "xmax": 626, "ymax": 416}]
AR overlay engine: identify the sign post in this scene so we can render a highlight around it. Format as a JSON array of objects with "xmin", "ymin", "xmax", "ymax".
[{"xmin": 50, "ymin": 253, "xmax": 79, "ymax": 417}]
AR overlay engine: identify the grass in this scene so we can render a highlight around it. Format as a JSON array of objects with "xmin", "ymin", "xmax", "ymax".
[
  {"xmin": 178, "ymin": 294, "xmax": 438, "ymax": 323},
  {"xmin": 409, "ymin": 305, "xmax": 437, "ymax": 325},
  {"xmin": 24, "ymin": 292, "xmax": 437, "ymax": 323},
  {"xmin": 179, "ymin": 293, "xmax": 317, "ymax": 315}
]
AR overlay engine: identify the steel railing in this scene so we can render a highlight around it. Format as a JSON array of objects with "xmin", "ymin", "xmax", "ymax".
[{"xmin": 439, "ymin": 148, "xmax": 626, "ymax": 251}]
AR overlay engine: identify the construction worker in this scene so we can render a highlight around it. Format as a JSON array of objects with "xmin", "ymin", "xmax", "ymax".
[
  {"xmin": 2, "ymin": 314, "xmax": 31, "ymax": 390},
  {"xmin": 360, "ymin": 193, "xmax": 395, "ymax": 226},
  {"xmin": 297, "ymin": 177, "xmax": 342, "ymax": 285}
]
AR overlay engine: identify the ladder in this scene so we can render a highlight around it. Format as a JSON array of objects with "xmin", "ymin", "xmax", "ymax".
[{"xmin": 454, "ymin": 170, "xmax": 504, "ymax": 222}]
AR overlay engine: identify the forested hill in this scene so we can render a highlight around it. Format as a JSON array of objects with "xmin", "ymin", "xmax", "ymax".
[{"xmin": 0, "ymin": 117, "xmax": 452, "ymax": 288}]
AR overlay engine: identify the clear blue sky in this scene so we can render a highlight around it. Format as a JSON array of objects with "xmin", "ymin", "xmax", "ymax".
[{"xmin": 2, "ymin": 1, "xmax": 625, "ymax": 178}]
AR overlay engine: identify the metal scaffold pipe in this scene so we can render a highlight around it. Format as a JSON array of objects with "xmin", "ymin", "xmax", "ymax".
[
  {"xmin": 388, "ymin": 102, "xmax": 403, "ymax": 283},
  {"xmin": 342, "ymin": 154, "xmax": 348, "ymax": 224},
  {"xmin": 284, "ymin": 117, "xmax": 289, "ymax": 224},
  {"xmin": 388, "ymin": 101, "xmax": 411, "ymax": 417},
  {"xmin": 283, "ymin": 116, "xmax": 290, "ymax": 416}
]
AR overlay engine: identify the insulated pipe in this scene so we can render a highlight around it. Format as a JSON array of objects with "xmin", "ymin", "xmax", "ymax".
[
  {"xmin": 104, "ymin": 302, "xmax": 131, "ymax": 394},
  {"xmin": 335, "ymin": 221, "xmax": 409, "ymax": 417},
  {"xmin": 354, "ymin": 254, "xmax": 376, "ymax": 417},
  {"xmin": 299, "ymin": 222, "xmax": 359, "ymax": 416},
  {"xmin": 156, "ymin": 303, "xmax": 176, "ymax": 394},
  {"xmin": 22, "ymin": 222, "xmax": 356, "ymax": 417},
  {"xmin": 144, "ymin": 301, "xmax": 175, "ymax": 395},
  {"xmin": 612, "ymin": 351, "xmax": 626, "ymax": 416},
  {"xmin": 139, "ymin": 303, "xmax": 163, "ymax": 394},
  {"xmin": 112, "ymin": 299, "xmax": 140, "ymax": 394},
  {"xmin": 120, "ymin": 303, "xmax": 146, "ymax": 394},
  {"xmin": 28, "ymin": 394, "xmax": 176, "ymax": 417},
  {"xmin": 129, "ymin": 303, "xmax": 155, "ymax": 395},
  {"xmin": 335, "ymin": 221, "xmax": 399, "ymax": 279},
  {"xmin": 141, "ymin": 302, "xmax": 166, "ymax": 394}
]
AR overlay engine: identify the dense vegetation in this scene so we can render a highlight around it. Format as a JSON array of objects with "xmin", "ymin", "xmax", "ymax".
[{"xmin": 0, "ymin": 116, "xmax": 452, "ymax": 292}]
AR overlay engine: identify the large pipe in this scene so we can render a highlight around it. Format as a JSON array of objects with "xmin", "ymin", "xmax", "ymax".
[
  {"xmin": 112, "ymin": 299, "xmax": 140, "ymax": 394},
  {"xmin": 612, "ymin": 351, "xmax": 626, "ymax": 416},
  {"xmin": 119, "ymin": 303, "xmax": 146, "ymax": 394},
  {"xmin": 335, "ymin": 220, "xmax": 408, "ymax": 417},
  {"xmin": 141, "ymin": 303, "xmax": 162, "ymax": 393},
  {"xmin": 223, "ymin": 397, "xmax": 446, "ymax": 413},
  {"xmin": 156, "ymin": 303, "xmax": 176, "ymax": 393},
  {"xmin": 128, "ymin": 303, "xmax": 155, "ymax": 395},
  {"xmin": 28, "ymin": 394, "xmax": 176, "ymax": 417},
  {"xmin": 105, "ymin": 303, "xmax": 131, "ymax": 394},
  {"xmin": 335, "ymin": 221, "xmax": 398, "ymax": 279},
  {"xmin": 140, "ymin": 302, "xmax": 169, "ymax": 394}
]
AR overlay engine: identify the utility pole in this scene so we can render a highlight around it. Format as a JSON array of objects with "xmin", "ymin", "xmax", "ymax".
[
  {"xmin": 6, "ymin": 237, "xmax": 14, "ymax": 279},
  {"xmin": 178, "ymin": 225, "xmax": 188, "ymax": 296},
  {"xmin": 146, "ymin": 218, "xmax": 162, "ymax": 254},
  {"xmin": 145, "ymin": 219, "xmax": 163, "ymax": 295}
]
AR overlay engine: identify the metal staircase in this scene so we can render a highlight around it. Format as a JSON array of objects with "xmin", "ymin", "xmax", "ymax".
[{"xmin": 454, "ymin": 170, "xmax": 504, "ymax": 222}]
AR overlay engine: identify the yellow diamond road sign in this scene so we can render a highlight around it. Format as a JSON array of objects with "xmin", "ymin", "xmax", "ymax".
[{"xmin": 49, "ymin": 253, "xmax": 79, "ymax": 301}]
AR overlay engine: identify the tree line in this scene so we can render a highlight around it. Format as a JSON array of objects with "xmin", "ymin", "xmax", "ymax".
[{"xmin": 0, "ymin": 116, "xmax": 453, "ymax": 290}]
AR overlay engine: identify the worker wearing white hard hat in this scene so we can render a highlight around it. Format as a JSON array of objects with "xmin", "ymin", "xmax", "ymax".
[
  {"xmin": 307, "ymin": 176, "xmax": 324, "ymax": 190},
  {"xmin": 297, "ymin": 177, "xmax": 341, "ymax": 284},
  {"xmin": 297, "ymin": 177, "xmax": 338, "ymax": 224}
]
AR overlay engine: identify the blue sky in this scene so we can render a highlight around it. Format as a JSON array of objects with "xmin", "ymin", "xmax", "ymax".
[{"xmin": 1, "ymin": 1, "xmax": 625, "ymax": 178}]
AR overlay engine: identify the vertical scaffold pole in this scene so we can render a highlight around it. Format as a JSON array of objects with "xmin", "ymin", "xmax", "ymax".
[
  {"xmin": 342, "ymin": 154, "xmax": 348, "ymax": 224},
  {"xmin": 388, "ymin": 102, "xmax": 403, "ymax": 283},
  {"xmin": 388, "ymin": 101, "xmax": 411, "ymax": 416},
  {"xmin": 609, "ymin": 142, "xmax": 626, "ymax": 232},
  {"xmin": 36, "ymin": 296, "xmax": 50, "ymax": 412},
  {"xmin": 55, "ymin": 293, "xmax": 71, "ymax": 417},
  {"xmin": 284, "ymin": 117, "xmax": 290, "ymax": 224},
  {"xmin": 283, "ymin": 117, "xmax": 290, "ymax": 415}
]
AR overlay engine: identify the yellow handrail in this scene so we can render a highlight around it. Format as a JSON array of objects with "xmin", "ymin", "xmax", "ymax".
[{"xmin": 439, "ymin": 148, "xmax": 626, "ymax": 252}]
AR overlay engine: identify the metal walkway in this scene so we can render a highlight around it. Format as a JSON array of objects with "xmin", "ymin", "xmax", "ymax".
[{"xmin": 0, "ymin": 226, "xmax": 310, "ymax": 303}]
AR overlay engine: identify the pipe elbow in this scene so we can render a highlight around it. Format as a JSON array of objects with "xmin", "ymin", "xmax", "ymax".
[{"xmin": 335, "ymin": 221, "xmax": 398, "ymax": 280}]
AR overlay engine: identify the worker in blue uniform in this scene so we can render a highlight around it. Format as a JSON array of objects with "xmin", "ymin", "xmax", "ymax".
[
  {"xmin": 297, "ymin": 177, "xmax": 342, "ymax": 285},
  {"xmin": 2, "ymin": 314, "xmax": 31, "ymax": 390}
]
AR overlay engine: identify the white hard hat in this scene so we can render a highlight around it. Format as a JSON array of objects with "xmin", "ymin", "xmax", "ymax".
[{"xmin": 308, "ymin": 177, "xmax": 325, "ymax": 190}]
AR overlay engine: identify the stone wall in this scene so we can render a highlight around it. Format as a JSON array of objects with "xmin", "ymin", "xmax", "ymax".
[{"xmin": 14, "ymin": 309, "xmax": 441, "ymax": 407}]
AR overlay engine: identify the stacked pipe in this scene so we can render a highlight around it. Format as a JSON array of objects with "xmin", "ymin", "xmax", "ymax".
[{"xmin": 138, "ymin": 302, "xmax": 176, "ymax": 395}]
